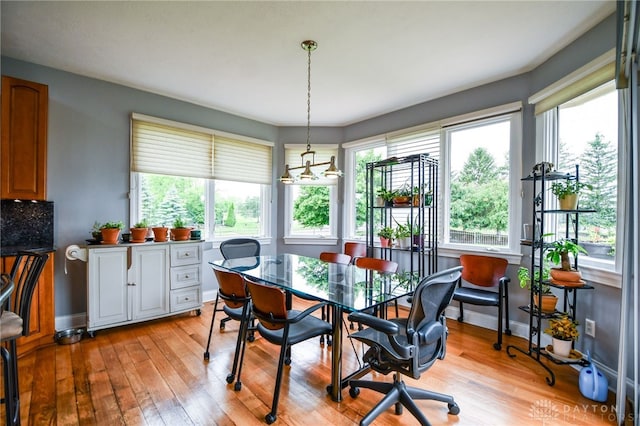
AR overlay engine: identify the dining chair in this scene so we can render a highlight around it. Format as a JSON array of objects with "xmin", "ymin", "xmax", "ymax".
[
  {"xmin": 347, "ymin": 266, "xmax": 463, "ymax": 425},
  {"xmin": 210, "ymin": 238, "xmax": 261, "ymax": 333},
  {"xmin": 452, "ymin": 254, "xmax": 511, "ymax": 350},
  {"xmin": 204, "ymin": 264, "xmax": 255, "ymax": 390},
  {"xmin": 0, "ymin": 251, "xmax": 49, "ymax": 426},
  {"xmin": 351, "ymin": 257, "xmax": 400, "ymax": 329},
  {"xmin": 243, "ymin": 276, "xmax": 332, "ymax": 424},
  {"xmin": 344, "ymin": 242, "xmax": 367, "ymax": 264}
]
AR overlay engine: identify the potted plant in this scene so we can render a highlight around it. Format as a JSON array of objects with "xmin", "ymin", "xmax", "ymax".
[
  {"xmin": 544, "ymin": 314, "xmax": 579, "ymax": 357},
  {"xmin": 171, "ymin": 217, "xmax": 191, "ymax": 241},
  {"xmin": 545, "ymin": 238, "xmax": 588, "ymax": 284},
  {"xmin": 100, "ymin": 221, "xmax": 123, "ymax": 244},
  {"xmin": 518, "ymin": 265, "xmax": 557, "ymax": 313},
  {"xmin": 152, "ymin": 224, "xmax": 169, "ymax": 242},
  {"xmin": 394, "ymin": 222, "xmax": 412, "ymax": 249},
  {"xmin": 392, "ymin": 184, "xmax": 411, "ymax": 206},
  {"xmin": 377, "ymin": 226, "xmax": 394, "ymax": 248},
  {"xmin": 91, "ymin": 221, "xmax": 103, "ymax": 242},
  {"xmin": 376, "ymin": 188, "xmax": 394, "ymax": 207},
  {"xmin": 551, "ymin": 180, "xmax": 591, "ymax": 210},
  {"xmin": 130, "ymin": 218, "xmax": 149, "ymax": 243}
]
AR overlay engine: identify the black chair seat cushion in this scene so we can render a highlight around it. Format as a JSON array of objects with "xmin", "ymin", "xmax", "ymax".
[
  {"xmin": 453, "ymin": 287, "xmax": 499, "ymax": 306},
  {"xmin": 222, "ymin": 304, "xmax": 247, "ymax": 321},
  {"xmin": 256, "ymin": 310, "xmax": 332, "ymax": 346}
]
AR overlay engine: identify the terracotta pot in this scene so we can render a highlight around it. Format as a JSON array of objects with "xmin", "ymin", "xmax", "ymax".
[
  {"xmin": 558, "ymin": 193, "xmax": 578, "ymax": 210},
  {"xmin": 412, "ymin": 194, "xmax": 422, "ymax": 206},
  {"xmin": 550, "ymin": 268, "xmax": 582, "ymax": 282},
  {"xmin": 152, "ymin": 227, "xmax": 169, "ymax": 242},
  {"xmin": 130, "ymin": 227, "xmax": 148, "ymax": 243},
  {"xmin": 100, "ymin": 228, "xmax": 121, "ymax": 245},
  {"xmin": 392, "ymin": 196, "xmax": 410, "ymax": 206},
  {"xmin": 171, "ymin": 228, "xmax": 191, "ymax": 241},
  {"xmin": 379, "ymin": 237, "xmax": 391, "ymax": 248},
  {"xmin": 534, "ymin": 293, "xmax": 558, "ymax": 313}
]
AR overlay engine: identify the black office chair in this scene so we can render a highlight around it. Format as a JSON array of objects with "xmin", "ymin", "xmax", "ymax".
[
  {"xmin": 243, "ymin": 276, "xmax": 332, "ymax": 424},
  {"xmin": 0, "ymin": 251, "xmax": 49, "ymax": 426},
  {"xmin": 212, "ymin": 238, "xmax": 261, "ymax": 332},
  {"xmin": 452, "ymin": 254, "xmax": 511, "ymax": 350},
  {"xmin": 347, "ymin": 266, "xmax": 463, "ymax": 426}
]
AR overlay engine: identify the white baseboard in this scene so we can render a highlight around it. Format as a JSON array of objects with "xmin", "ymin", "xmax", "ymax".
[{"xmin": 444, "ymin": 305, "xmax": 530, "ymax": 339}]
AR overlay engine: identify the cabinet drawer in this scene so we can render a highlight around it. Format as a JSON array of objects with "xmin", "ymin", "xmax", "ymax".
[
  {"xmin": 170, "ymin": 243, "xmax": 201, "ymax": 266},
  {"xmin": 171, "ymin": 265, "xmax": 201, "ymax": 290},
  {"xmin": 170, "ymin": 286, "xmax": 201, "ymax": 312}
]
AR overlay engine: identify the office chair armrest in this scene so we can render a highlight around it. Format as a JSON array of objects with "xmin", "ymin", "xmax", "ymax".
[
  {"xmin": 499, "ymin": 276, "xmax": 511, "ymax": 287},
  {"xmin": 347, "ymin": 311, "xmax": 400, "ymax": 335},
  {"xmin": 287, "ymin": 302, "xmax": 328, "ymax": 324}
]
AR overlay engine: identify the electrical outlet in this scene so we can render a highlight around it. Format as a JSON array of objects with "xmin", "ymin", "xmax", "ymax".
[{"xmin": 585, "ymin": 318, "xmax": 596, "ymax": 337}]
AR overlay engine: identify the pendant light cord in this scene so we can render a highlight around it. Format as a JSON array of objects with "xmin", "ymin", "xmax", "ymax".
[{"xmin": 306, "ymin": 44, "xmax": 312, "ymax": 153}]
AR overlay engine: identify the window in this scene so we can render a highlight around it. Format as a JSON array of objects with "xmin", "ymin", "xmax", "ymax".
[
  {"xmin": 283, "ymin": 144, "xmax": 339, "ymax": 244},
  {"xmin": 442, "ymin": 112, "xmax": 522, "ymax": 254},
  {"xmin": 540, "ymin": 81, "xmax": 619, "ymax": 271},
  {"xmin": 130, "ymin": 113, "xmax": 273, "ymax": 241}
]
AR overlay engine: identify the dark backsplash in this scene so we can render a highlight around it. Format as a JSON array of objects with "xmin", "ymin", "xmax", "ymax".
[{"xmin": 1, "ymin": 199, "xmax": 54, "ymax": 251}]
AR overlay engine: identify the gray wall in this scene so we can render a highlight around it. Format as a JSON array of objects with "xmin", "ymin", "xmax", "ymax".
[{"xmin": 1, "ymin": 13, "xmax": 620, "ymax": 370}]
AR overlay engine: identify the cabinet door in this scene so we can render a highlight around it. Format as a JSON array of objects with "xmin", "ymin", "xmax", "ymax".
[
  {"xmin": 130, "ymin": 245, "xmax": 170, "ymax": 320},
  {"xmin": 1, "ymin": 255, "xmax": 55, "ymax": 356},
  {"xmin": 1, "ymin": 76, "xmax": 48, "ymax": 200},
  {"xmin": 88, "ymin": 247, "xmax": 129, "ymax": 329}
]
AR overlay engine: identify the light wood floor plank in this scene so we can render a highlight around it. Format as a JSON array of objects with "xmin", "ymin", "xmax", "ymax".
[{"xmin": 3, "ymin": 301, "xmax": 629, "ymax": 425}]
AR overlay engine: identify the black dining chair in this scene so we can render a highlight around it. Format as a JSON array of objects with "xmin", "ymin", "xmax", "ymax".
[
  {"xmin": 243, "ymin": 275, "xmax": 332, "ymax": 424},
  {"xmin": 0, "ymin": 251, "xmax": 49, "ymax": 426},
  {"xmin": 347, "ymin": 266, "xmax": 463, "ymax": 425}
]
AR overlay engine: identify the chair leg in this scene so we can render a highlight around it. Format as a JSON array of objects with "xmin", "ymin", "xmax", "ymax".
[
  {"xmin": 204, "ymin": 296, "xmax": 221, "ymax": 361},
  {"xmin": 360, "ymin": 386, "xmax": 402, "ymax": 426},
  {"xmin": 265, "ymin": 328, "xmax": 290, "ymax": 425},
  {"xmin": 457, "ymin": 302, "xmax": 464, "ymax": 322},
  {"xmin": 2, "ymin": 340, "xmax": 20, "ymax": 426},
  {"xmin": 504, "ymin": 286, "xmax": 512, "ymax": 335},
  {"xmin": 229, "ymin": 306, "xmax": 251, "ymax": 391},
  {"xmin": 494, "ymin": 301, "xmax": 503, "ymax": 350}
]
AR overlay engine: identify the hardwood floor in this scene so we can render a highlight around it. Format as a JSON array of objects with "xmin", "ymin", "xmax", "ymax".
[{"xmin": 3, "ymin": 301, "xmax": 628, "ymax": 425}]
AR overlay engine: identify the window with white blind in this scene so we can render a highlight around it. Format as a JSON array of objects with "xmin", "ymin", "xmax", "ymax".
[
  {"xmin": 283, "ymin": 144, "xmax": 339, "ymax": 244},
  {"xmin": 130, "ymin": 113, "xmax": 273, "ymax": 240}
]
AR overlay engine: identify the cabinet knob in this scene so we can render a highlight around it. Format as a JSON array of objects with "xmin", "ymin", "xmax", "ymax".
[
  {"xmin": 184, "ymin": 275, "xmax": 190, "ymax": 279},
  {"xmin": 185, "ymin": 252, "xmax": 191, "ymax": 257}
]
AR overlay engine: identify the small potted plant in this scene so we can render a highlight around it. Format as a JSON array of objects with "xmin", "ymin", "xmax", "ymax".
[
  {"xmin": 171, "ymin": 217, "xmax": 191, "ymax": 241},
  {"xmin": 392, "ymin": 183, "xmax": 411, "ymax": 206},
  {"xmin": 551, "ymin": 180, "xmax": 591, "ymax": 210},
  {"xmin": 91, "ymin": 221, "xmax": 103, "ymax": 243},
  {"xmin": 377, "ymin": 226, "xmax": 394, "ymax": 248},
  {"xmin": 376, "ymin": 188, "xmax": 394, "ymax": 207},
  {"xmin": 518, "ymin": 265, "xmax": 557, "ymax": 313},
  {"xmin": 152, "ymin": 224, "xmax": 169, "ymax": 242},
  {"xmin": 100, "ymin": 221, "xmax": 123, "ymax": 244},
  {"xmin": 393, "ymin": 222, "xmax": 412, "ymax": 249},
  {"xmin": 130, "ymin": 218, "xmax": 149, "ymax": 243},
  {"xmin": 544, "ymin": 314, "xmax": 579, "ymax": 357},
  {"xmin": 545, "ymin": 238, "xmax": 588, "ymax": 284}
]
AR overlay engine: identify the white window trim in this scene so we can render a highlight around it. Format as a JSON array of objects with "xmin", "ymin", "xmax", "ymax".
[
  {"xmin": 439, "ymin": 110, "xmax": 523, "ymax": 263},
  {"xmin": 283, "ymin": 183, "xmax": 338, "ymax": 245}
]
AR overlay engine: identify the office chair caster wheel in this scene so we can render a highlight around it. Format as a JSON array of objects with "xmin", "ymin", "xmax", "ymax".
[
  {"xmin": 320, "ymin": 336, "xmax": 325, "ymax": 344},
  {"xmin": 493, "ymin": 343, "xmax": 502, "ymax": 350},
  {"xmin": 204, "ymin": 352, "xmax": 210, "ymax": 361},
  {"xmin": 226, "ymin": 374, "xmax": 235, "ymax": 384},
  {"xmin": 219, "ymin": 324, "xmax": 225, "ymax": 331},
  {"xmin": 395, "ymin": 402, "xmax": 403, "ymax": 415},
  {"xmin": 457, "ymin": 316, "xmax": 463, "ymax": 322},
  {"xmin": 349, "ymin": 387, "xmax": 360, "ymax": 398},
  {"xmin": 196, "ymin": 309, "xmax": 202, "ymax": 316},
  {"xmin": 326, "ymin": 385, "xmax": 333, "ymax": 395},
  {"xmin": 505, "ymin": 329, "xmax": 512, "ymax": 336},
  {"xmin": 284, "ymin": 357, "xmax": 291, "ymax": 366},
  {"xmin": 234, "ymin": 381, "xmax": 242, "ymax": 391},
  {"xmin": 247, "ymin": 334, "xmax": 255, "ymax": 342},
  {"xmin": 448, "ymin": 402, "xmax": 460, "ymax": 415},
  {"xmin": 265, "ymin": 413, "xmax": 277, "ymax": 424}
]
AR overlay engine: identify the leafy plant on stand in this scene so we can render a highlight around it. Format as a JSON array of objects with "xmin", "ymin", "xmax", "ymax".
[{"xmin": 545, "ymin": 239, "xmax": 588, "ymax": 271}]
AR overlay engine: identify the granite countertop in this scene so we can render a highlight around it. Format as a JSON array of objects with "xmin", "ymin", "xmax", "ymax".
[{"xmin": 1, "ymin": 245, "xmax": 56, "ymax": 257}]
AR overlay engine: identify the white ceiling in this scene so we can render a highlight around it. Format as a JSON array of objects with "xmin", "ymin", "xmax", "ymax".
[{"xmin": 1, "ymin": 1, "xmax": 615, "ymax": 126}]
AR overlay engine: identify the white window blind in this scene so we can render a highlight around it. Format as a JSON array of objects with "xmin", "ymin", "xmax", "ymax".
[
  {"xmin": 214, "ymin": 136, "xmax": 272, "ymax": 184},
  {"xmin": 386, "ymin": 129, "xmax": 440, "ymax": 161},
  {"xmin": 284, "ymin": 144, "xmax": 339, "ymax": 184},
  {"xmin": 529, "ymin": 49, "xmax": 616, "ymax": 115},
  {"xmin": 132, "ymin": 119, "xmax": 213, "ymax": 178}
]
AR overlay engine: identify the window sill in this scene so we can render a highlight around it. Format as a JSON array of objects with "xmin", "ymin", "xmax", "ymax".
[
  {"xmin": 438, "ymin": 245, "xmax": 523, "ymax": 265},
  {"xmin": 284, "ymin": 236, "xmax": 338, "ymax": 245}
]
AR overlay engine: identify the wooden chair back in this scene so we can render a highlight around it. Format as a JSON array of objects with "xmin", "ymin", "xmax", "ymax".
[
  {"xmin": 344, "ymin": 242, "xmax": 367, "ymax": 261},
  {"xmin": 459, "ymin": 254, "xmax": 508, "ymax": 288},
  {"xmin": 319, "ymin": 252, "xmax": 352, "ymax": 265},
  {"xmin": 245, "ymin": 277, "xmax": 287, "ymax": 331},
  {"xmin": 211, "ymin": 264, "xmax": 249, "ymax": 309},
  {"xmin": 354, "ymin": 257, "xmax": 398, "ymax": 273}
]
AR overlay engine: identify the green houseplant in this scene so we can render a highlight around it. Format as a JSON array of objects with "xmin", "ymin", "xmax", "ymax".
[
  {"xmin": 545, "ymin": 238, "xmax": 588, "ymax": 285},
  {"xmin": 544, "ymin": 314, "xmax": 579, "ymax": 357},
  {"xmin": 376, "ymin": 188, "xmax": 394, "ymax": 207},
  {"xmin": 518, "ymin": 265, "xmax": 557, "ymax": 313},
  {"xmin": 130, "ymin": 218, "xmax": 149, "ymax": 243},
  {"xmin": 171, "ymin": 217, "xmax": 191, "ymax": 241},
  {"xmin": 551, "ymin": 180, "xmax": 591, "ymax": 210},
  {"xmin": 394, "ymin": 222, "xmax": 412, "ymax": 248},
  {"xmin": 377, "ymin": 226, "xmax": 394, "ymax": 247},
  {"xmin": 100, "ymin": 221, "xmax": 123, "ymax": 244}
]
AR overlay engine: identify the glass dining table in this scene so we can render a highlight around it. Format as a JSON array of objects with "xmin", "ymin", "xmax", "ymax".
[{"xmin": 212, "ymin": 253, "xmax": 416, "ymax": 402}]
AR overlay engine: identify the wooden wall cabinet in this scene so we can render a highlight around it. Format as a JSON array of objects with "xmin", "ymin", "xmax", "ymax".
[
  {"xmin": 1, "ymin": 254, "xmax": 55, "ymax": 356},
  {"xmin": 1, "ymin": 75, "xmax": 49, "ymax": 200}
]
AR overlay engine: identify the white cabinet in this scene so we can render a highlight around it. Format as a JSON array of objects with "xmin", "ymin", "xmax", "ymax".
[{"xmin": 86, "ymin": 241, "xmax": 202, "ymax": 334}]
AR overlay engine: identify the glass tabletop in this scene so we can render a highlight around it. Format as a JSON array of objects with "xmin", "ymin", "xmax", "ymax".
[{"xmin": 211, "ymin": 253, "xmax": 417, "ymax": 312}]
